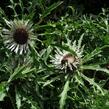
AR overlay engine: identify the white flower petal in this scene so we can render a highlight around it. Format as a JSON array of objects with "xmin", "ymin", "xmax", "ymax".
[
  {"xmin": 8, "ymin": 43, "xmax": 16, "ymax": 49},
  {"xmin": 19, "ymin": 45, "xmax": 24, "ymax": 55},
  {"xmin": 14, "ymin": 45, "xmax": 19, "ymax": 53},
  {"xmin": 11, "ymin": 44, "xmax": 17, "ymax": 51}
]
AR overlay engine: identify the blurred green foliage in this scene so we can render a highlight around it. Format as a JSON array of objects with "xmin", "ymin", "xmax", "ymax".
[{"xmin": 1, "ymin": 0, "xmax": 109, "ymax": 109}]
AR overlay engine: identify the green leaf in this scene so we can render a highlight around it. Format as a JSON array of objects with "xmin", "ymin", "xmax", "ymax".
[
  {"xmin": 59, "ymin": 80, "xmax": 70, "ymax": 109},
  {"xmin": 0, "ymin": 7, "xmax": 7, "ymax": 19},
  {"xmin": 8, "ymin": 66, "xmax": 25, "ymax": 83},
  {"xmin": 8, "ymin": 65, "xmax": 35, "ymax": 83},
  {"xmin": 10, "ymin": 0, "xmax": 14, "ymax": 4},
  {"xmin": 16, "ymin": 91, "xmax": 21, "ymax": 109},
  {"xmin": 0, "ymin": 82, "xmax": 6, "ymax": 101},
  {"xmin": 22, "ymin": 68, "xmax": 35, "ymax": 75},
  {"xmin": 41, "ymin": 46, "xmax": 52, "ymax": 62},
  {"xmin": 82, "ymin": 47, "xmax": 102, "ymax": 64},
  {"xmin": 53, "ymin": 44, "xmax": 77, "ymax": 56},
  {"xmin": 29, "ymin": 42, "xmax": 40, "ymax": 57},
  {"xmin": 81, "ymin": 65, "xmax": 109, "ymax": 75},
  {"xmin": 41, "ymin": 1, "xmax": 63, "ymax": 18},
  {"xmin": 77, "ymin": 33, "xmax": 84, "ymax": 50},
  {"xmin": 81, "ymin": 73, "xmax": 104, "ymax": 95},
  {"xmin": 103, "ymin": 35, "xmax": 109, "ymax": 44},
  {"xmin": 83, "ymin": 45, "xmax": 109, "ymax": 64},
  {"xmin": 43, "ymin": 76, "xmax": 60, "ymax": 87}
]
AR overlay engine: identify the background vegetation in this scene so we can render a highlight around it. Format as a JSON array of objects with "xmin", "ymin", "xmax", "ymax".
[{"xmin": 1, "ymin": 0, "xmax": 109, "ymax": 109}]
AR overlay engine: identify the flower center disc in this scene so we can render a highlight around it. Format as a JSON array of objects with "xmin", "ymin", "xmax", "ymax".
[
  {"xmin": 13, "ymin": 28, "xmax": 28, "ymax": 44},
  {"xmin": 61, "ymin": 54, "xmax": 75, "ymax": 64}
]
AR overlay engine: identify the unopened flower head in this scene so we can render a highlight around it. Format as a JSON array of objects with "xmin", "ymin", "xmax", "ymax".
[
  {"xmin": 51, "ymin": 35, "xmax": 84, "ymax": 72},
  {"xmin": 2, "ymin": 19, "xmax": 35, "ymax": 54}
]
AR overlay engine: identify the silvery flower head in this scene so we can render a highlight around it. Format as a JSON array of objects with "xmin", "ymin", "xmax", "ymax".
[
  {"xmin": 51, "ymin": 34, "xmax": 84, "ymax": 72},
  {"xmin": 2, "ymin": 19, "xmax": 35, "ymax": 55}
]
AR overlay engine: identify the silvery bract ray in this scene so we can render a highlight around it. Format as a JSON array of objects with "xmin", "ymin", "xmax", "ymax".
[
  {"xmin": 51, "ymin": 35, "xmax": 84, "ymax": 72},
  {"xmin": 2, "ymin": 19, "xmax": 35, "ymax": 55}
]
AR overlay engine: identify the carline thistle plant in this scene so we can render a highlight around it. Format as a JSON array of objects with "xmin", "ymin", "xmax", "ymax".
[
  {"xmin": 50, "ymin": 34, "xmax": 84, "ymax": 73},
  {"xmin": 2, "ymin": 19, "xmax": 35, "ymax": 55}
]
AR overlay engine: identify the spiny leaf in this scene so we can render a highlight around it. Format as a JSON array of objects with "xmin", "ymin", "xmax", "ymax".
[
  {"xmin": 22, "ymin": 68, "xmax": 35, "ymax": 75},
  {"xmin": 8, "ymin": 65, "xmax": 25, "ymax": 83},
  {"xmin": 81, "ymin": 64, "xmax": 109, "ymax": 75},
  {"xmin": 41, "ymin": 46, "xmax": 52, "ymax": 62},
  {"xmin": 16, "ymin": 90, "xmax": 21, "ymax": 109},
  {"xmin": 83, "ymin": 45, "xmax": 109, "ymax": 64},
  {"xmin": 77, "ymin": 33, "xmax": 84, "ymax": 50},
  {"xmin": 41, "ymin": 1, "xmax": 63, "ymax": 18},
  {"xmin": 81, "ymin": 73, "xmax": 104, "ymax": 95},
  {"xmin": 82, "ymin": 47, "xmax": 102, "ymax": 64},
  {"xmin": 53, "ymin": 44, "xmax": 77, "ymax": 56},
  {"xmin": 43, "ymin": 76, "xmax": 60, "ymax": 87},
  {"xmin": 8, "ymin": 65, "xmax": 35, "ymax": 83},
  {"xmin": 59, "ymin": 80, "xmax": 70, "ymax": 109}
]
